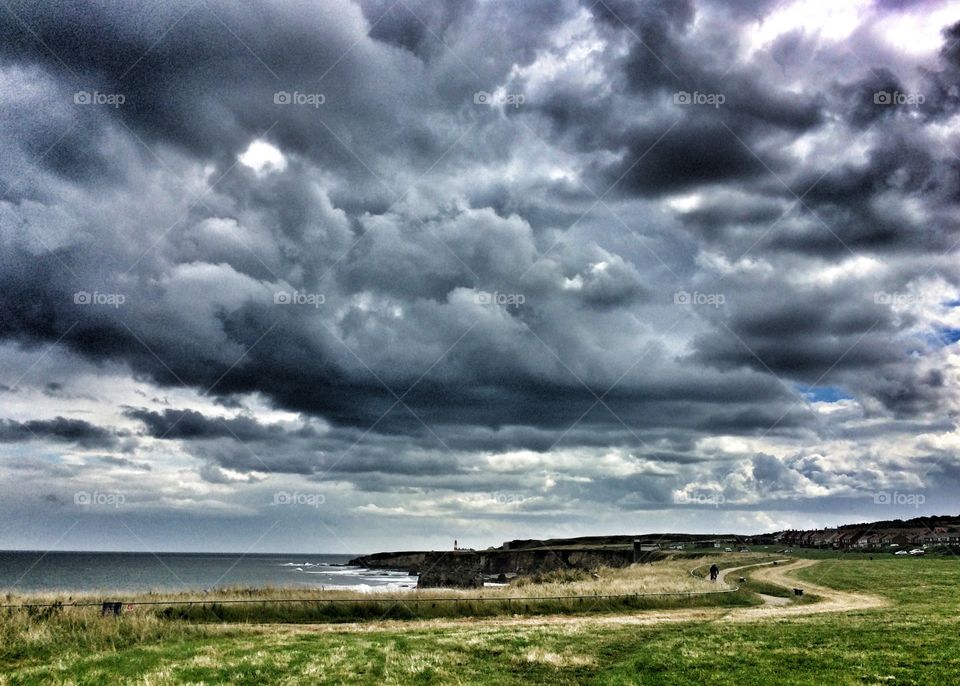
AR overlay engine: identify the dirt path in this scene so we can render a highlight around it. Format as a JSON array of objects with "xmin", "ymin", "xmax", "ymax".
[
  {"xmin": 724, "ymin": 558, "xmax": 888, "ymax": 622},
  {"xmin": 232, "ymin": 559, "xmax": 887, "ymax": 635},
  {"xmin": 757, "ymin": 593, "xmax": 790, "ymax": 606}
]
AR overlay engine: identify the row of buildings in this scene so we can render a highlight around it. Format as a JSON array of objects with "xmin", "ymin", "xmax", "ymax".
[{"xmin": 772, "ymin": 527, "xmax": 960, "ymax": 549}]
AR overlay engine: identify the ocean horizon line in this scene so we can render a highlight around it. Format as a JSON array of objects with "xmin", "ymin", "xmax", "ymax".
[{"xmin": 0, "ymin": 549, "xmax": 366, "ymax": 557}]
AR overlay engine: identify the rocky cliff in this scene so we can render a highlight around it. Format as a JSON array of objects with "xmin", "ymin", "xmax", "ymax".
[
  {"xmin": 347, "ymin": 550, "xmax": 429, "ymax": 572},
  {"xmin": 416, "ymin": 551, "xmax": 484, "ymax": 588},
  {"xmin": 481, "ymin": 547, "xmax": 635, "ymax": 575},
  {"xmin": 349, "ymin": 546, "xmax": 654, "ymax": 588}
]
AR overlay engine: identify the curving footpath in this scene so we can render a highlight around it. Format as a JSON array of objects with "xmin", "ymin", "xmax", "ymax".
[
  {"xmin": 723, "ymin": 558, "xmax": 888, "ymax": 622},
  {"xmin": 242, "ymin": 558, "xmax": 887, "ymax": 635}
]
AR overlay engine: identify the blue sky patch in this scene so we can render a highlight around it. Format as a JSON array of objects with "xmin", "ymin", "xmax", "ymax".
[{"xmin": 794, "ymin": 384, "xmax": 853, "ymax": 403}]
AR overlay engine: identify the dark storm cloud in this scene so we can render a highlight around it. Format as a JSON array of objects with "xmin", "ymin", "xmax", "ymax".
[
  {"xmin": 109, "ymin": 372, "xmax": 813, "ymax": 480},
  {"xmin": 573, "ymin": 0, "xmax": 822, "ymax": 132},
  {"xmin": 603, "ymin": 120, "xmax": 777, "ymax": 196},
  {"xmin": 844, "ymin": 68, "xmax": 908, "ymax": 125},
  {"xmin": 124, "ymin": 407, "xmax": 299, "ymax": 442},
  {"xmin": 0, "ymin": 417, "xmax": 117, "ymax": 447},
  {"xmin": 0, "ymin": 0, "xmax": 448, "ymax": 207},
  {"xmin": 685, "ymin": 278, "xmax": 958, "ymax": 418},
  {"xmin": 677, "ymin": 195, "xmax": 786, "ymax": 242},
  {"xmin": 358, "ymin": 0, "xmax": 478, "ymax": 58}
]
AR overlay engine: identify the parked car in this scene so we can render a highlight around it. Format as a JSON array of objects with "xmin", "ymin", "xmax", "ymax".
[
  {"xmin": 724, "ymin": 547, "xmax": 733, "ymax": 552},
  {"xmin": 909, "ymin": 549, "xmax": 926, "ymax": 556},
  {"xmin": 894, "ymin": 550, "xmax": 909, "ymax": 555}
]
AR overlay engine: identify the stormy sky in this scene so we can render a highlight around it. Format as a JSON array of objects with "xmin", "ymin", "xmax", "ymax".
[{"xmin": 1, "ymin": 0, "xmax": 960, "ymax": 553}]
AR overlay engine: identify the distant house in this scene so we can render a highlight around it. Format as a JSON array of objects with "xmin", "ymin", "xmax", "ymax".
[
  {"xmin": 904, "ymin": 530, "xmax": 926, "ymax": 545},
  {"xmin": 925, "ymin": 531, "xmax": 960, "ymax": 545},
  {"xmin": 765, "ymin": 517, "xmax": 960, "ymax": 553},
  {"xmin": 855, "ymin": 533, "xmax": 884, "ymax": 549},
  {"xmin": 822, "ymin": 530, "xmax": 842, "ymax": 548},
  {"xmin": 781, "ymin": 530, "xmax": 801, "ymax": 546},
  {"xmin": 835, "ymin": 531, "xmax": 857, "ymax": 549},
  {"xmin": 809, "ymin": 530, "xmax": 837, "ymax": 548}
]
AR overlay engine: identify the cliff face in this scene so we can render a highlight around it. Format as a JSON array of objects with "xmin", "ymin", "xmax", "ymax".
[
  {"xmin": 481, "ymin": 548, "xmax": 635, "ymax": 575},
  {"xmin": 349, "ymin": 547, "xmax": 649, "ymax": 588},
  {"xmin": 416, "ymin": 552, "xmax": 484, "ymax": 588}
]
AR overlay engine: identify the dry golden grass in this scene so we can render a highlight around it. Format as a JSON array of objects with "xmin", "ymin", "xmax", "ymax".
[
  {"xmin": 501, "ymin": 557, "xmax": 737, "ymax": 597},
  {"xmin": 522, "ymin": 647, "xmax": 596, "ymax": 667},
  {"xmin": 0, "ymin": 554, "xmax": 755, "ymax": 609}
]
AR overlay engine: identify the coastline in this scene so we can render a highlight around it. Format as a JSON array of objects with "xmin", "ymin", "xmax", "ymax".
[{"xmin": 0, "ymin": 550, "xmax": 416, "ymax": 596}]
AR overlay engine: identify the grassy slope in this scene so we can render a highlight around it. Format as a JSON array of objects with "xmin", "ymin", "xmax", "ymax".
[{"xmin": 4, "ymin": 557, "xmax": 959, "ymax": 685}]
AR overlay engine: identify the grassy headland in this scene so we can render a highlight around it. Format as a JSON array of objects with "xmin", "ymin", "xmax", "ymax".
[{"xmin": 4, "ymin": 553, "xmax": 957, "ymax": 684}]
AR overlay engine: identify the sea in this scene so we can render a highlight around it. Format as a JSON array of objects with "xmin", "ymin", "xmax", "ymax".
[{"xmin": 0, "ymin": 551, "xmax": 417, "ymax": 595}]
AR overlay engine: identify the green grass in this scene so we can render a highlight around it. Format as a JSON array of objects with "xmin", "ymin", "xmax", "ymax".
[{"xmin": 3, "ymin": 557, "xmax": 959, "ymax": 685}]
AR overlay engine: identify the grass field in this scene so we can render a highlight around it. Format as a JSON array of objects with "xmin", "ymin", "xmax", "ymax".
[{"xmin": 2, "ymin": 555, "xmax": 957, "ymax": 684}]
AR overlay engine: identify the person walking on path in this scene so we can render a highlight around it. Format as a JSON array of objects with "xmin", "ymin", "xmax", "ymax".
[{"xmin": 709, "ymin": 563, "xmax": 719, "ymax": 582}]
